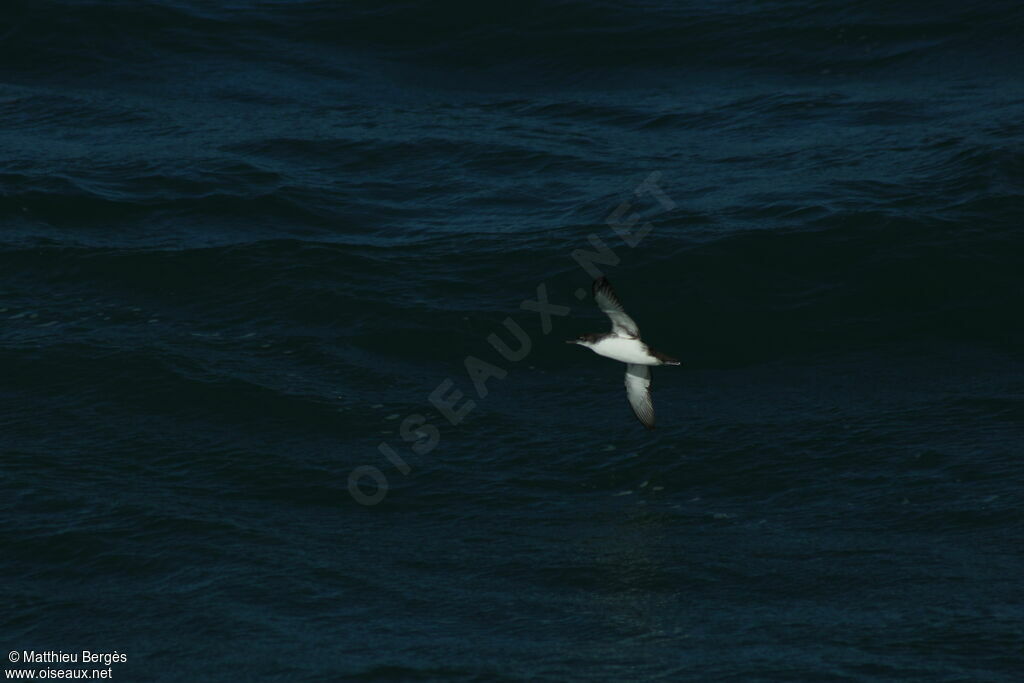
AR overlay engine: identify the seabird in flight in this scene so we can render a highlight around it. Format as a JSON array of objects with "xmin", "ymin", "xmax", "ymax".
[{"xmin": 567, "ymin": 277, "xmax": 679, "ymax": 429}]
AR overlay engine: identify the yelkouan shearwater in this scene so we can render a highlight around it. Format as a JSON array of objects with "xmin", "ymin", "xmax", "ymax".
[{"xmin": 567, "ymin": 277, "xmax": 679, "ymax": 429}]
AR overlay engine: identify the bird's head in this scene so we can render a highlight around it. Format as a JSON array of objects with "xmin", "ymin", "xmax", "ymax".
[{"xmin": 566, "ymin": 333, "xmax": 599, "ymax": 347}]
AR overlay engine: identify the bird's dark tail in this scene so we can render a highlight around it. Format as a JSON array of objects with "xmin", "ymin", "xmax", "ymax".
[{"xmin": 651, "ymin": 349, "xmax": 680, "ymax": 365}]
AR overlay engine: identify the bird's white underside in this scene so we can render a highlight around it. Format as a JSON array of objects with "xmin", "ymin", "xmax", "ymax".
[{"xmin": 584, "ymin": 335, "xmax": 661, "ymax": 365}]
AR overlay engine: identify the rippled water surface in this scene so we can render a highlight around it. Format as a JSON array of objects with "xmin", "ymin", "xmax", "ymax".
[{"xmin": 2, "ymin": 1, "xmax": 1023, "ymax": 680}]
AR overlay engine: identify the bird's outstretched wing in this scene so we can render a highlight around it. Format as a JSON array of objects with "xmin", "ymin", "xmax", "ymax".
[
  {"xmin": 593, "ymin": 276, "xmax": 639, "ymax": 338},
  {"xmin": 624, "ymin": 364, "xmax": 655, "ymax": 429}
]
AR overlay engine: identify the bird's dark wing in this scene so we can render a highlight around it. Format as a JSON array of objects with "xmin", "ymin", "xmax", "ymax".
[
  {"xmin": 593, "ymin": 276, "xmax": 639, "ymax": 338},
  {"xmin": 624, "ymin": 363, "xmax": 655, "ymax": 429}
]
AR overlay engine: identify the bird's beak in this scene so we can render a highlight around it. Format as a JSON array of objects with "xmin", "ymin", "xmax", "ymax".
[{"xmin": 565, "ymin": 340, "xmax": 577, "ymax": 345}]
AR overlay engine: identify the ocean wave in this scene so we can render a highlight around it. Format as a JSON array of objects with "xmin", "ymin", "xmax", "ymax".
[{"xmin": 3, "ymin": 0, "xmax": 1021, "ymax": 84}]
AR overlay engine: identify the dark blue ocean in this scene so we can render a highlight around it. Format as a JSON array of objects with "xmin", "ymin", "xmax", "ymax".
[{"xmin": 2, "ymin": 1, "xmax": 1023, "ymax": 680}]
